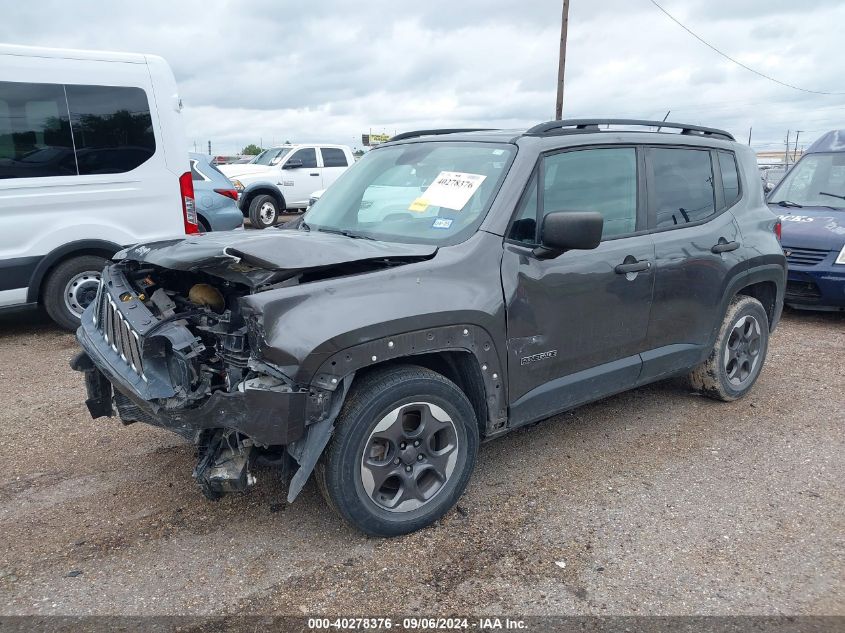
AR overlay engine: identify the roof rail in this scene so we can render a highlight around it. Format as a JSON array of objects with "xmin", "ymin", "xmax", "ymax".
[
  {"xmin": 525, "ymin": 119, "xmax": 735, "ymax": 141},
  {"xmin": 389, "ymin": 128, "xmax": 496, "ymax": 142}
]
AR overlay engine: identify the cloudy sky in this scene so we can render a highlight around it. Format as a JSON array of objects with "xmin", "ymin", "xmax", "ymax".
[{"xmin": 2, "ymin": 0, "xmax": 842, "ymax": 155}]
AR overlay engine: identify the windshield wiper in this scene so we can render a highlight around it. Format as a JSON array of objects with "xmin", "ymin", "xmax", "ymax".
[
  {"xmin": 819, "ymin": 191, "xmax": 845, "ymax": 202},
  {"xmin": 776, "ymin": 200, "xmax": 803, "ymax": 208},
  {"xmin": 315, "ymin": 227, "xmax": 376, "ymax": 240}
]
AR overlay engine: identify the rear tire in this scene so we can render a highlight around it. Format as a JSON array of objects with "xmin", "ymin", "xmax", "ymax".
[
  {"xmin": 43, "ymin": 255, "xmax": 108, "ymax": 331},
  {"xmin": 248, "ymin": 194, "xmax": 280, "ymax": 229},
  {"xmin": 688, "ymin": 295, "xmax": 770, "ymax": 401},
  {"xmin": 318, "ymin": 365, "xmax": 479, "ymax": 537}
]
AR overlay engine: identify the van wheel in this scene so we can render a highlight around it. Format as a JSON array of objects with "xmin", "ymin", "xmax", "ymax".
[
  {"xmin": 248, "ymin": 194, "xmax": 279, "ymax": 229},
  {"xmin": 688, "ymin": 295, "xmax": 770, "ymax": 401},
  {"xmin": 43, "ymin": 255, "xmax": 108, "ymax": 331},
  {"xmin": 317, "ymin": 365, "xmax": 479, "ymax": 537}
]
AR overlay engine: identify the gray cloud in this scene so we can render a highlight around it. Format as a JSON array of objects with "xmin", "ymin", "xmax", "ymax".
[{"xmin": 1, "ymin": 0, "xmax": 842, "ymax": 154}]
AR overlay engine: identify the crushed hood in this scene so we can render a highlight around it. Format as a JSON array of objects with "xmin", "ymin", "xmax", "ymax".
[{"xmin": 120, "ymin": 229, "xmax": 438, "ymax": 288}]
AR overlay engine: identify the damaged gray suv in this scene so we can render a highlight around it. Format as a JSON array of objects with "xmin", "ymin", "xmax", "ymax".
[{"xmin": 73, "ymin": 120, "xmax": 786, "ymax": 536}]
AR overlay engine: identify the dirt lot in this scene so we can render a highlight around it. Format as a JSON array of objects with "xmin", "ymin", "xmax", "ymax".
[{"xmin": 0, "ymin": 308, "xmax": 842, "ymax": 616}]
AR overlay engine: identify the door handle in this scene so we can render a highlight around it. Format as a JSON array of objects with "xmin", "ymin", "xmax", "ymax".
[
  {"xmin": 711, "ymin": 240, "xmax": 740, "ymax": 254},
  {"xmin": 309, "ymin": 172, "xmax": 320, "ymax": 176},
  {"xmin": 614, "ymin": 260, "xmax": 651, "ymax": 274}
]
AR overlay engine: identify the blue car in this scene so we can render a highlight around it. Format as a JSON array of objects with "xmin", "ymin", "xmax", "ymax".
[
  {"xmin": 768, "ymin": 130, "xmax": 845, "ymax": 310},
  {"xmin": 189, "ymin": 153, "xmax": 244, "ymax": 232}
]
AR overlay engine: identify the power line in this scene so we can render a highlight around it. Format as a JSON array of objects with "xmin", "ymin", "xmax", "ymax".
[{"xmin": 647, "ymin": 0, "xmax": 845, "ymax": 96}]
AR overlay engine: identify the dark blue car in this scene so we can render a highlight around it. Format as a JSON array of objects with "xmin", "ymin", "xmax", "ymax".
[{"xmin": 768, "ymin": 130, "xmax": 845, "ymax": 310}]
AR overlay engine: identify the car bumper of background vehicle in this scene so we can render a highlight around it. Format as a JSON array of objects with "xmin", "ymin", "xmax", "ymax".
[
  {"xmin": 74, "ymin": 318, "xmax": 310, "ymax": 445},
  {"xmin": 207, "ymin": 206, "xmax": 245, "ymax": 231},
  {"xmin": 785, "ymin": 266, "xmax": 845, "ymax": 309}
]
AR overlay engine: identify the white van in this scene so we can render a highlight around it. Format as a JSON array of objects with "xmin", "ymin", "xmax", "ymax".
[{"xmin": 0, "ymin": 44, "xmax": 196, "ymax": 329}]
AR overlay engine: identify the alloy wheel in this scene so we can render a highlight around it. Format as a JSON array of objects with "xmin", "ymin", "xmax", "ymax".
[
  {"xmin": 360, "ymin": 402, "xmax": 459, "ymax": 513},
  {"xmin": 724, "ymin": 314, "xmax": 762, "ymax": 386}
]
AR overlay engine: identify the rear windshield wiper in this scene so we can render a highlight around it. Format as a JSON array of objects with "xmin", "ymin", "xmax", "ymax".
[
  {"xmin": 315, "ymin": 227, "xmax": 376, "ymax": 240},
  {"xmin": 776, "ymin": 200, "xmax": 803, "ymax": 208},
  {"xmin": 819, "ymin": 191, "xmax": 845, "ymax": 202}
]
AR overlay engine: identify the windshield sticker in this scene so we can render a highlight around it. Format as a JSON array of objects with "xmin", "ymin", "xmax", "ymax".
[
  {"xmin": 419, "ymin": 171, "xmax": 487, "ymax": 211},
  {"xmin": 409, "ymin": 198, "xmax": 430, "ymax": 213},
  {"xmin": 432, "ymin": 217, "xmax": 453, "ymax": 229}
]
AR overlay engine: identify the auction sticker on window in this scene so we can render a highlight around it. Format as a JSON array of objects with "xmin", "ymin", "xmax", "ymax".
[{"xmin": 414, "ymin": 171, "xmax": 487, "ymax": 211}]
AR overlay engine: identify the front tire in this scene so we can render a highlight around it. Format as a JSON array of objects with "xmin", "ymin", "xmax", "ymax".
[
  {"xmin": 248, "ymin": 194, "xmax": 280, "ymax": 229},
  {"xmin": 318, "ymin": 365, "xmax": 479, "ymax": 537},
  {"xmin": 43, "ymin": 255, "xmax": 108, "ymax": 331},
  {"xmin": 688, "ymin": 295, "xmax": 770, "ymax": 401}
]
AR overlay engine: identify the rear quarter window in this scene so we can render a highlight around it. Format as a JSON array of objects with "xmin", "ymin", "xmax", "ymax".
[
  {"xmin": 65, "ymin": 85, "xmax": 155, "ymax": 175},
  {"xmin": 717, "ymin": 150, "xmax": 741, "ymax": 207}
]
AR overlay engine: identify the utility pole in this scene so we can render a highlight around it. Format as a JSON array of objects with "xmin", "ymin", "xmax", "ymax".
[
  {"xmin": 747, "ymin": 127, "xmax": 752, "ymax": 146},
  {"xmin": 784, "ymin": 130, "xmax": 790, "ymax": 170},
  {"xmin": 793, "ymin": 130, "xmax": 803, "ymax": 162},
  {"xmin": 208, "ymin": 140, "xmax": 211, "ymax": 156},
  {"xmin": 554, "ymin": 0, "xmax": 570, "ymax": 120}
]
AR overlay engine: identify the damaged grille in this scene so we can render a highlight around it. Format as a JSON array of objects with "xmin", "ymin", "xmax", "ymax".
[{"xmin": 93, "ymin": 284, "xmax": 146, "ymax": 381}]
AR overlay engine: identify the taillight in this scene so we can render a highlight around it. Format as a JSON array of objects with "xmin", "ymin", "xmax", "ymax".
[
  {"xmin": 213, "ymin": 188, "xmax": 239, "ymax": 201},
  {"xmin": 180, "ymin": 171, "xmax": 199, "ymax": 234},
  {"xmin": 774, "ymin": 219, "xmax": 782, "ymax": 242}
]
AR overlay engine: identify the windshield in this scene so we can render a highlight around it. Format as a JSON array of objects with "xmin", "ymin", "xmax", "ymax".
[
  {"xmin": 303, "ymin": 141, "xmax": 515, "ymax": 245},
  {"xmin": 771, "ymin": 152, "xmax": 845, "ymax": 208},
  {"xmin": 250, "ymin": 147, "xmax": 292, "ymax": 165}
]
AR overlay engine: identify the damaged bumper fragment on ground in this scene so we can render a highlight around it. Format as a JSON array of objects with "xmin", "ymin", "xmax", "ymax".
[{"xmin": 72, "ymin": 258, "xmax": 332, "ymax": 500}]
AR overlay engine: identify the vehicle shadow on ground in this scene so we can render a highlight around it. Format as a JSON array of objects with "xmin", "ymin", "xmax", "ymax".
[{"xmin": 0, "ymin": 309, "xmax": 65, "ymax": 340}]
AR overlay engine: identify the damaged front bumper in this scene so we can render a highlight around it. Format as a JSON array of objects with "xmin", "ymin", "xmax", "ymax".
[{"xmin": 71, "ymin": 340, "xmax": 308, "ymax": 446}]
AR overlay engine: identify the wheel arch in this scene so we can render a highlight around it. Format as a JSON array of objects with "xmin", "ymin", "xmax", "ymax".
[
  {"xmin": 310, "ymin": 325, "xmax": 509, "ymax": 438},
  {"xmin": 27, "ymin": 239, "xmax": 122, "ymax": 303},
  {"xmin": 241, "ymin": 184, "xmax": 286, "ymax": 213}
]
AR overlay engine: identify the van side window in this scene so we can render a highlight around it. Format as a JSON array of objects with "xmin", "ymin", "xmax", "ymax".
[
  {"xmin": 0, "ymin": 81, "xmax": 76, "ymax": 179},
  {"xmin": 543, "ymin": 148, "xmax": 638, "ymax": 238},
  {"xmin": 717, "ymin": 150, "xmax": 740, "ymax": 207},
  {"xmin": 65, "ymin": 85, "xmax": 155, "ymax": 175},
  {"xmin": 321, "ymin": 147, "xmax": 349, "ymax": 167},
  {"xmin": 289, "ymin": 147, "xmax": 317, "ymax": 169},
  {"xmin": 649, "ymin": 148, "xmax": 715, "ymax": 227}
]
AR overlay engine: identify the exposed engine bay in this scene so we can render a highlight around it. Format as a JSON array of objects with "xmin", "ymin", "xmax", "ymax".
[{"xmin": 73, "ymin": 229, "xmax": 439, "ymax": 502}]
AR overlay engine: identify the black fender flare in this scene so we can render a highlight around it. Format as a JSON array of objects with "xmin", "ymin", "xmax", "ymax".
[
  {"xmin": 708, "ymin": 262, "xmax": 786, "ymax": 349},
  {"xmin": 240, "ymin": 183, "xmax": 286, "ymax": 212},
  {"xmin": 27, "ymin": 239, "xmax": 123, "ymax": 303},
  {"xmin": 309, "ymin": 323, "xmax": 508, "ymax": 435}
]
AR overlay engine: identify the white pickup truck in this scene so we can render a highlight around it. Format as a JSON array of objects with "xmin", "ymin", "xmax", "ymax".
[{"xmin": 219, "ymin": 144, "xmax": 354, "ymax": 228}]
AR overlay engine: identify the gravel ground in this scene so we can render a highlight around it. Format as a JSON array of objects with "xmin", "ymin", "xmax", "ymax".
[{"xmin": 0, "ymin": 308, "xmax": 842, "ymax": 616}]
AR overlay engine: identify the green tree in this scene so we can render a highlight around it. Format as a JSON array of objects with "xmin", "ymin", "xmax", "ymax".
[{"xmin": 241, "ymin": 143, "xmax": 263, "ymax": 155}]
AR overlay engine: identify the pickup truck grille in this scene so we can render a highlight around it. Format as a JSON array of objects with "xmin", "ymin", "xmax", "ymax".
[
  {"xmin": 92, "ymin": 285, "xmax": 146, "ymax": 381},
  {"xmin": 784, "ymin": 247, "xmax": 828, "ymax": 267}
]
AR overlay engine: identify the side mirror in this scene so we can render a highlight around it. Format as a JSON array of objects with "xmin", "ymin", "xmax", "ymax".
[
  {"xmin": 534, "ymin": 211, "xmax": 603, "ymax": 259},
  {"xmin": 763, "ymin": 182, "xmax": 775, "ymax": 194},
  {"xmin": 282, "ymin": 159, "xmax": 303, "ymax": 169}
]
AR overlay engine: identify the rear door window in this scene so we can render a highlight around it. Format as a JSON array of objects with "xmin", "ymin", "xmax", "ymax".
[
  {"xmin": 648, "ymin": 148, "xmax": 715, "ymax": 228},
  {"xmin": 65, "ymin": 85, "xmax": 155, "ymax": 175},
  {"xmin": 0, "ymin": 81, "xmax": 76, "ymax": 179},
  {"xmin": 321, "ymin": 147, "xmax": 349, "ymax": 167}
]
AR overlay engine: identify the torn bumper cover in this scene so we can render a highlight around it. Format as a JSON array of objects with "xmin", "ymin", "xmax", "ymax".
[{"xmin": 73, "ymin": 297, "xmax": 309, "ymax": 447}]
